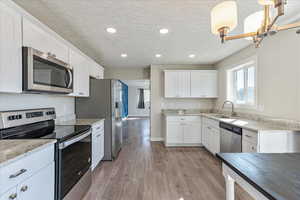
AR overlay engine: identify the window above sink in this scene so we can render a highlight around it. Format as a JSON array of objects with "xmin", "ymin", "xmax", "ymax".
[{"xmin": 227, "ymin": 56, "xmax": 257, "ymax": 109}]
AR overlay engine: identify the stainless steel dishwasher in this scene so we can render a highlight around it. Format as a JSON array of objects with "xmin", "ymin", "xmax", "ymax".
[{"xmin": 220, "ymin": 122, "xmax": 242, "ymax": 153}]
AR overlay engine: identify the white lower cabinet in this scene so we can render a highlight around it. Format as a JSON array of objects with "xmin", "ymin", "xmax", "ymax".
[
  {"xmin": 202, "ymin": 117, "xmax": 220, "ymax": 155},
  {"xmin": 183, "ymin": 122, "xmax": 202, "ymax": 144},
  {"xmin": 92, "ymin": 120, "xmax": 105, "ymax": 170},
  {"xmin": 165, "ymin": 116, "xmax": 202, "ymax": 146},
  {"xmin": 166, "ymin": 122, "xmax": 183, "ymax": 144},
  {"xmin": 0, "ymin": 144, "xmax": 55, "ymax": 200},
  {"xmin": 17, "ymin": 163, "xmax": 55, "ymax": 200},
  {"xmin": 242, "ymin": 140, "xmax": 257, "ymax": 153}
]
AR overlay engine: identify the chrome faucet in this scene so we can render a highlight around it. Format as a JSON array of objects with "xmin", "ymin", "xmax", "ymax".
[{"xmin": 222, "ymin": 100, "xmax": 236, "ymax": 116}]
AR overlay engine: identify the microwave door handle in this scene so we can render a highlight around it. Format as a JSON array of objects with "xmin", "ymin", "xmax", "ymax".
[
  {"xmin": 59, "ymin": 130, "xmax": 91, "ymax": 149},
  {"xmin": 67, "ymin": 69, "xmax": 73, "ymax": 89}
]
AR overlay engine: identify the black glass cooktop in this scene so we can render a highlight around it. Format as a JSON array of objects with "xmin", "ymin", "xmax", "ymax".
[
  {"xmin": 0, "ymin": 120, "xmax": 91, "ymax": 142},
  {"xmin": 42, "ymin": 125, "xmax": 91, "ymax": 142}
]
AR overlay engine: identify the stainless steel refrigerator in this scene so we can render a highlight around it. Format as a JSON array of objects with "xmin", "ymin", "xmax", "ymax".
[{"xmin": 75, "ymin": 79, "xmax": 123, "ymax": 160}]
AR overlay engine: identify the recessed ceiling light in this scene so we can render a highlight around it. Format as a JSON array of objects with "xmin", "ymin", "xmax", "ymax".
[
  {"xmin": 106, "ymin": 27, "xmax": 117, "ymax": 34},
  {"xmin": 189, "ymin": 54, "xmax": 196, "ymax": 58},
  {"xmin": 121, "ymin": 54, "xmax": 127, "ymax": 58},
  {"xmin": 155, "ymin": 54, "xmax": 162, "ymax": 58},
  {"xmin": 159, "ymin": 28, "xmax": 169, "ymax": 34}
]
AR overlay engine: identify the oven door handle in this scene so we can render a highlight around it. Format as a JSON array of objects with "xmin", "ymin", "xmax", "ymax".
[{"xmin": 59, "ymin": 130, "xmax": 91, "ymax": 149}]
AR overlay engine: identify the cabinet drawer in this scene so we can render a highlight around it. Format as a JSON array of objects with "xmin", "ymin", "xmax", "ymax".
[
  {"xmin": 242, "ymin": 140, "xmax": 257, "ymax": 153},
  {"xmin": 92, "ymin": 121, "xmax": 104, "ymax": 133},
  {"xmin": 0, "ymin": 145, "xmax": 54, "ymax": 194},
  {"xmin": 0, "ymin": 187, "xmax": 17, "ymax": 200},
  {"xmin": 166, "ymin": 116, "xmax": 201, "ymax": 122},
  {"xmin": 243, "ymin": 129, "xmax": 258, "ymax": 144},
  {"xmin": 202, "ymin": 117, "xmax": 219, "ymax": 129}
]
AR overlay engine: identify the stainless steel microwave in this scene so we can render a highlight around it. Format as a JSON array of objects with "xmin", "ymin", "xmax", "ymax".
[{"xmin": 22, "ymin": 47, "xmax": 73, "ymax": 94}]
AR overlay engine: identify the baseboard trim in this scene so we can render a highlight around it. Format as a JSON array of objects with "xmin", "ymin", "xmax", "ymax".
[{"xmin": 150, "ymin": 137, "xmax": 164, "ymax": 142}]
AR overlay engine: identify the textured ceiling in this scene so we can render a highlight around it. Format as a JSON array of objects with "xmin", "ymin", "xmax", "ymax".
[{"xmin": 12, "ymin": 0, "xmax": 300, "ymax": 68}]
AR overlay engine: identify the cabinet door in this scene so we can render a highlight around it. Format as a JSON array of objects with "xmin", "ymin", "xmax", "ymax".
[
  {"xmin": 164, "ymin": 71, "xmax": 178, "ymax": 98},
  {"xmin": 69, "ymin": 49, "xmax": 89, "ymax": 97},
  {"xmin": 89, "ymin": 61, "xmax": 104, "ymax": 79},
  {"xmin": 242, "ymin": 140, "xmax": 257, "ymax": 153},
  {"xmin": 23, "ymin": 18, "xmax": 69, "ymax": 63},
  {"xmin": 183, "ymin": 122, "xmax": 201, "ymax": 144},
  {"xmin": 0, "ymin": 2, "xmax": 22, "ymax": 93},
  {"xmin": 0, "ymin": 187, "xmax": 17, "ymax": 200},
  {"xmin": 18, "ymin": 162, "xmax": 55, "ymax": 200},
  {"xmin": 178, "ymin": 72, "xmax": 190, "ymax": 97},
  {"xmin": 191, "ymin": 70, "xmax": 218, "ymax": 98},
  {"xmin": 166, "ymin": 122, "xmax": 183, "ymax": 144},
  {"xmin": 100, "ymin": 132, "xmax": 105, "ymax": 161},
  {"xmin": 209, "ymin": 127, "xmax": 220, "ymax": 155},
  {"xmin": 202, "ymin": 126, "xmax": 209, "ymax": 148},
  {"xmin": 92, "ymin": 131, "xmax": 101, "ymax": 170}
]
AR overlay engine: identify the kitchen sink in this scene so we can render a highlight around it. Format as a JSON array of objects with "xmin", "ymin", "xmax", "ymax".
[{"xmin": 210, "ymin": 114, "xmax": 231, "ymax": 119}]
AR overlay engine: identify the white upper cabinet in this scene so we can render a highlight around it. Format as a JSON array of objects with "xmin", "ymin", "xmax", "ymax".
[
  {"xmin": 164, "ymin": 71, "xmax": 178, "ymax": 98},
  {"xmin": 164, "ymin": 71, "xmax": 190, "ymax": 98},
  {"xmin": 191, "ymin": 70, "xmax": 218, "ymax": 98},
  {"xmin": 69, "ymin": 49, "xmax": 89, "ymax": 97},
  {"xmin": 89, "ymin": 61, "xmax": 104, "ymax": 79},
  {"xmin": 23, "ymin": 18, "xmax": 69, "ymax": 63},
  {"xmin": 0, "ymin": 2, "xmax": 22, "ymax": 93},
  {"xmin": 164, "ymin": 70, "xmax": 218, "ymax": 98},
  {"xmin": 178, "ymin": 72, "xmax": 191, "ymax": 97}
]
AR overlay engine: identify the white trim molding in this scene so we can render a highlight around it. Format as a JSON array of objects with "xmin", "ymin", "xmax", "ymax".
[{"xmin": 150, "ymin": 137, "xmax": 164, "ymax": 142}]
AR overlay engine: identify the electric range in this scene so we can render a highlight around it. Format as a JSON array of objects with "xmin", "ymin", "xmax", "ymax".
[{"xmin": 0, "ymin": 108, "xmax": 92, "ymax": 200}]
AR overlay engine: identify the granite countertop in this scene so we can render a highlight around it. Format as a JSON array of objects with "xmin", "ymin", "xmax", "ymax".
[
  {"xmin": 163, "ymin": 111, "xmax": 293, "ymax": 132},
  {"xmin": 201, "ymin": 113, "xmax": 289, "ymax": 132},
  {"xmin": 0, "ymin": 139, "xmax": 56, "ymax": 167},
  {"xmin": 57, "ymin": 118, "xmax": 105, "ymax": 126},
  {"xmin": 217, "ymin": 153, "xmax": 300, "ymax": 200}
]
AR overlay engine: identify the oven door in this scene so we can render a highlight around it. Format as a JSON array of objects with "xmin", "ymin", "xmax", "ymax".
[
  {"xmin": 57, "ymin": 130, "xmax": 92, "ymax": 200},
  {"xmin": 23, "ymin": 47, "xmax": 73, "ymax": 94}
]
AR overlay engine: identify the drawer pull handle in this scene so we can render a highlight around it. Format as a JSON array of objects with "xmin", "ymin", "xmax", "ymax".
[
  {"xmin": 9, "ymin": 169, "xmax": 27, "ymax": 179},
  {"xmin": 245, "ymin": 135, "xmax": 252, "ymax": 138},
  {"xmin": 96, "ymin": 127, "xmax": 102, "ymax": 130},
  {"xmin": 21, "ymin": 185, "xmax": 28, "ymax": 192},
  {"xmin": 96, "ymin": 134, "xmax": 101, "ymax": 137},
  {"xmin": 9, "ymin": 193, "xmax": 17, "ymax": 200}
]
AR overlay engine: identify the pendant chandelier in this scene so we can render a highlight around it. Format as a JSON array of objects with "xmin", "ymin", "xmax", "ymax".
[{"xmin": 211, "ymin": 0, "xmax": 300, "ymax": 47}]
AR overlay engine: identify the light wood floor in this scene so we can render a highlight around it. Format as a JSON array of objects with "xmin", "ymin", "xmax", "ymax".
[{"xmin": 83, "ymin": 118, "xmax": 253, "ymax": 200}]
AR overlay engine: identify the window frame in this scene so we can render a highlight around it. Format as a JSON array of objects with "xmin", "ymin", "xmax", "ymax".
[{"xmin": 227, "ymin": 56, "xmax": 258, "ymax": 109}]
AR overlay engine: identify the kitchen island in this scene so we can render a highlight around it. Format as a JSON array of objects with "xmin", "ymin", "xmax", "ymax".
[{"xmin": 217, "ymin": 153, "xmax": 300, "ymax": 200}]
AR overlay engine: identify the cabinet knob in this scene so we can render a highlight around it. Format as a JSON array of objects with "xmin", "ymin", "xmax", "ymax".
[
  {"xmin": 9, "ymin": 193, "xmax": 17, "ymax": 200},
  {"xmin": 21, "ymin": 185, "xmax": 28, "ymax": 192}
]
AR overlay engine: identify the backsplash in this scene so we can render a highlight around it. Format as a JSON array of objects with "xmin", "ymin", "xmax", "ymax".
[
  {"xmin": 0, "ymin": 93, "xmax": 75, "ymax": 120},
  {"xmin": 161, "ymin": 98, "xmax": 215, "ymax": 110}
]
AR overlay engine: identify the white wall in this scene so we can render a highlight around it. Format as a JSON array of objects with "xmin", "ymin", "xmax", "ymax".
[
  {"xmin": 150, "ymin": 65, "xmax": 216, "ymax": 141},
  {"xmin": 0, "ymin": 93, "xmax": 75, "ymax": 121},
  {"xmin": 128, "ymin": 86, "xmax": 150, "ymax": 117},
  {"xmin": 104, "ymin": 67, "xmax": 150, "ymax": 80},
  {"xmin": 216, "ymin": 29, "xmax": 300, "ymax": 120}
]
